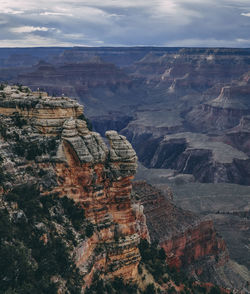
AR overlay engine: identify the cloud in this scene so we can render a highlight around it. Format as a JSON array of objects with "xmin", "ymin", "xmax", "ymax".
[
  {"xmin": 11, "ymin": 26, "xmax": 52, "ymax": 33},
  {"xmin": 40, "ymin": 11, "xmax": 73, "ymax": 17},
  {"xmin": 0, "ymin": 35, "xmax": 82, "ymax": 47},
  {"xmin": 0, "ymin": 0, "xmax": 250, "ymax": 47},
  {"xmin": 236, "ymin": 38, "xmax": 250, "ymax": 43},
  {"xmin": 166, "ymin": 38, "xmax": 250, "ymax": 47},
  {"xmin": 0, "ymin": 8, "xmax": 24, "ymax": 15},
  {"xmin": 241, "ymin": 12, "xmax": 250, "ymax": 17}
]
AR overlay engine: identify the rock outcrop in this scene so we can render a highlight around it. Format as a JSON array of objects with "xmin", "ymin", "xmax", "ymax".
[
  {"xmin": 223, "ymin": 115, "xmax": 250, "ymax": 156},
  {"xmin": 0, "ymin": 85, "xmax": 141, "ymax": 285},
  {"xmin": 132, "ymin": 182, "xmax": 228, "ymax": 270},
  {"xmin": 0, "ymin": 85, "xmax": 83, "ymax": 135},
  {"xmin": 132, "ymin": 182, "xmax": 250, "ymax": 291}
]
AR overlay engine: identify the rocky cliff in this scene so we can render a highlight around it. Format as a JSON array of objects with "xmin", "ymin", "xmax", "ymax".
[
  {"xmin": 132, "ymin": 182, "xmax": 228, "ymax": 270},
  {"xmin": 187, "ymin": 72, "xmax": 250, "ymax": 133},
  {"xmin": 123, "ymin": 129, "xmax": 250, "ymax": 184},
  {"xmin": 132, "ymin": 182, "xmax": 249, "ymax": 291},
  {"xmin": 0, "ymin": 84, "xmax": 141, "ymax": 287}
]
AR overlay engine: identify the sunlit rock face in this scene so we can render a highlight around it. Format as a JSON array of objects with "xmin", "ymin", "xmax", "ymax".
[
  {"xmin": 0, "ymin": 85, "xmax": 141, "ymax": 284},
  {"xmin": 53, "ymin": 126, "xmax": 140, "ymax": 283},
  {"xmin": 0, "ymin": 85, "xmax": 83, "ymax": 135}
]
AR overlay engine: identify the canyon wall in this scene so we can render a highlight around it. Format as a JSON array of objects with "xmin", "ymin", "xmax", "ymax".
[
  {"xmin": 0, "ymin": 85, "xmax": 142, "ymax": 285},
  {"xmin": 1, "ymin": 47, "xmax": 250, "ymax": 185},
  {"xmin": 0, "ymin": 85, "xmax": 248, "ymax": 292},
  {"xmin": 132, "ymin": 182, "xmax": 249, "ymax": 290},
  {"xmin": 132, "ymin": 182, "xmax": 228, "ymax": 271}
]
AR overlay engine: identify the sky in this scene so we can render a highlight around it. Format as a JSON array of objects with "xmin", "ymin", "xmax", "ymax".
[{"xmin": 0, "ymin": 0, "xmax": 250, "ymax": 47}]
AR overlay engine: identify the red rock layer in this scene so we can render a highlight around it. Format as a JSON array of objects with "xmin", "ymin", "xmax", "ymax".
[
  {"xmin": 132, "ymin": 182, "xmax": 228, "ymax": 275},
  {"xmin": 161, "ymin": 220, "xmax": 228, "ymax": 270},
  {"xmin": 51, "ymin": 130, "xmax": 141, "ymax": 283},
  {"xmin": 0, "ymin": 87, "xmax": 141, "ymax": 284}
]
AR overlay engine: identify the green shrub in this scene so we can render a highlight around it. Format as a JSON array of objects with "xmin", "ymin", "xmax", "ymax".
[
  {"xmin": 60, "ymin": 196, "xmax": 85, "ymax": 230},
  {"xmin": 0, "ymin": 123, "xmax": 7, "ymax": 139},
  {"xmin": 13, "ymin": 137, "xmax": 58, "ymax": 160},
  {"xmin": 12, "ymin": 112, "xmax": 26, "ymax": 128},
  {"xmin": 209, "ymin": 286, "xmax": 221, "ymax": 294},
  {"xmin": 138, "ymin": 239, "xmax": 167, "ymax": 282},
  {"xmin": 144, "ymin": 283, "xmax": 156, "ymax": 294},
  {"xmin": 0, "ymin": 185, "xmax": 88, "ymax": 293},
  {"xmin": 86, "ymin": 223, "xmax": 94, "ymax": 238},
  {"xmin": 159, "ymin": 248, "xmax": 166, "ymax": 260},
  {"xmin": 167, "ymin": 286, "xmax": 177, "ymax": 293}
]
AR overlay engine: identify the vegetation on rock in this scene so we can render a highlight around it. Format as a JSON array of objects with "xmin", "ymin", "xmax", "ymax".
[{"xmin": 0, "ymin": 184, "xmax": 88, "ymax": 294}]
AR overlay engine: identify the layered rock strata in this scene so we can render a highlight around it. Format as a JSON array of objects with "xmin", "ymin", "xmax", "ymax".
[
  {"xmin": 128, "ymin": 131, "xmax": 250, "ymax": 184},
  {"xmin": 132, "ymin": 182, "xmax": 228, "ymax": 273},
  {"xmin": 132, "ymin": 182, "xmax": 250, "ymax": 290},
  {"xmin": 0, "ymin": 85, "xmax": 83, "ymax": 135},
  {"xmin": 187, "ymin": 72, "xmax": 250, "ymax": 133},
  {"xmin": 0, "ymin": 85, "xmax": 141, "ymax": 284},
  {"xmin": 223, "ymin": 115, "xmax": 250, "ymax": 156},
  {"xmin": 53, "ymin": 126, "xmax": 140, "ymax": 283}
]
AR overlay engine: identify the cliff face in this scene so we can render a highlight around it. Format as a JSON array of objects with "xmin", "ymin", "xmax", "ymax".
[
  {"xmin": 223, "ymin": 115, "xmax": 250, "ymax": 156},
  {"xmin": 125, "ymin": 131, "xmax": 250, "ymax": 184},
  {"xmin": 132, "ymin": 182, "xmax": 250, "ymax": 291},
  {"xmin": 161, "ymin": 220, "xmax": 227, "ymax": 270},
  {"xmin": 0, "ymin": 85, "xmax": 141, "ymax": 284},
  {"xmin": 14, "ymin": 60, "xmax": 141, "ymax": 118},
  {"xmin": 187, "ymin": 72, "xmax": 250, "ymax": 133},
  {"xmin": 52, "ymin": 127, "xmax": 141, "ymax": 283},
  {"xmin": 132, "ymin": 182, "xmax": 228, "ymax": 274},
  {"xmin": 18, "ymin": 61, "xmax": 131, "ymax": 93}
]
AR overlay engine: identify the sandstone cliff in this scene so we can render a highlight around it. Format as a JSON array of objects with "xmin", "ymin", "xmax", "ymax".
[{"xmin": 0, "ymin": 84, "xmax": 141, "ymax": 287}]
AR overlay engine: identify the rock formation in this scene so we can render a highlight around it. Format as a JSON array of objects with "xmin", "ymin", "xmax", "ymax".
[
  {"xmin": 0, "ymin": 85, "xmax": 140, "ymax": 285},
  {"xmin": 132, "ymin": 182, "xmax": 228, "ymax": 270},
  {"xmin": 0, "ymin": 85, "xmax": 249, "ymax": 292},
  {"xmin": 2, "ymin": 47, "xmax": 250, "ymax": 186},
  {"xmin": 132, "ymin": 182, "xmax": 249, "ymax": 291},
  {"xmin": 187, "ymin": 72, "xmax": 250, "ymax": 133}
]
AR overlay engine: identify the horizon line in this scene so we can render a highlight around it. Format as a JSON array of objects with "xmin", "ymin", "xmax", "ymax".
[{"xmin": 0, "ymin": 46, "xmax": 250, "ymax": 49}]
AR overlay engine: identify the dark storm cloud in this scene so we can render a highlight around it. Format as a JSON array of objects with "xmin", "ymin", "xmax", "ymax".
[{"xmin": 0, "ymin": 0, "xmax": 249, "ymax": 47}]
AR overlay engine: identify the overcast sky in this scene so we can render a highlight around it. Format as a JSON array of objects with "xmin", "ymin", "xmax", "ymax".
[{"xmin": 0, "ymin": 0, "xmax": 250, "ymax": 47}]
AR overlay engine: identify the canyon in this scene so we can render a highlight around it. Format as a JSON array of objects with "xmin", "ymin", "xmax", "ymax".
[
  {"xmin": 0, "ymin": 47, "xmax": 250, "ymax": 292},
  {"xmin": 1, "ymin": 47, "xmax": 250, "ymax": 185},
  {"xmin": 0, "ymin": 86, "xmax": 248, "ymax": 293}
]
